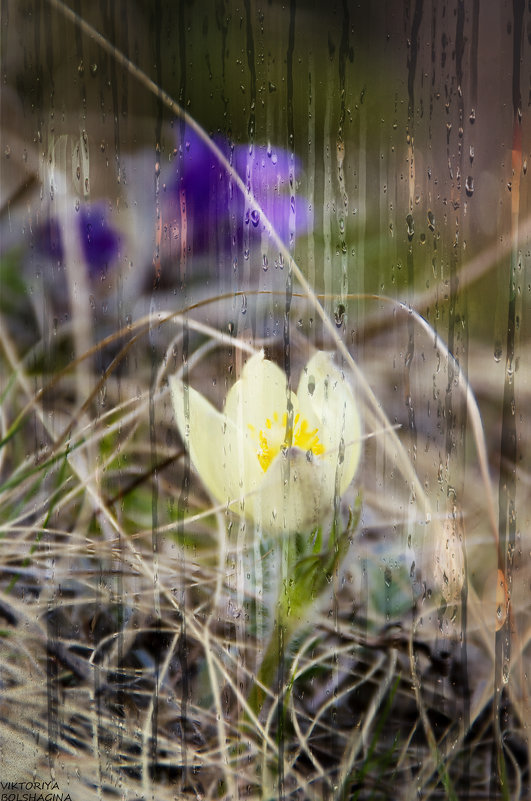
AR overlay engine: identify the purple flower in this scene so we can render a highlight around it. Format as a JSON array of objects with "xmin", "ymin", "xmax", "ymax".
[
  {"xmin": 35, "ymin": 202, "xmax": 120, "ymax": 276},
  {"xmin": 165, "ymin": 127, "xmax": 309, "ymax": 253},
  {"xmin": 78, "ymin": 204, "xmax": 121, "ymax": 273}
]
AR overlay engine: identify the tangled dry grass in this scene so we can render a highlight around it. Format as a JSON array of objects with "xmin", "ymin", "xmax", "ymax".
[{"xmin": 0, "ymin": 281, "xmax": 529, "ymax": 799}]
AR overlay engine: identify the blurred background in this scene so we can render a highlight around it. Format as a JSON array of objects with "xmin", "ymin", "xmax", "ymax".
[{"xmin": 2, "ymin": 1, "xmax": 529, "ymax": 338}]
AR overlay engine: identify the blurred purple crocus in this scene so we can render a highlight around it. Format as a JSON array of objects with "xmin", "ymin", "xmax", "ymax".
[
  {"xmin": 36, "ymin": 202, "xmax": 121, "ymax": 276},
  {"xmin": 164, "ymin": 126, "xmax": 309, "ymax": 255},
  {"xmin": 78, "ymin": 204, "xmax": 121, "ymax": 273}
]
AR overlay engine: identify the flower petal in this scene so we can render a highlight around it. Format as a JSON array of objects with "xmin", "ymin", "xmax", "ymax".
[
  {"xmin": 297, "ymin": 352, "xmax": 362, "ymax": 496},
  {"xmin": 246, "ymin": 447, "xmax": 331, "ymax": 534},
  {"xmin": 78, "ymin": 203, "xmax": 121, "ymax": 274},
  {"xmin": 169, "ymin": 375, "xmax": 255, "ymax": 509},
  {"xmin": 165, "ymin": 128, "xmax": 310, "ymax": 253},
  {"xmin": 223, "ymin": 351, "xmax": 297, "ymax": 432}
]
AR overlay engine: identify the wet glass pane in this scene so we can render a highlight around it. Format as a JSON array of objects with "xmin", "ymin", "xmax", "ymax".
[{"xmin": 1, "ymin": 1, "xmax": 529, "ymax": 798}]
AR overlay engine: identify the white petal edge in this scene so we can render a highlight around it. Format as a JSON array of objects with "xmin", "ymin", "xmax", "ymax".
[
  {"xmin": 297, "ymin": 351, "xmax": 362, "ymax": 496},
  {"xmin": 223, "ymin": 350, "xmax": 296, "ymax": 432},
  {"xmin": 169, "ymin": 375, "xmax": 255, "ymax": 509}
]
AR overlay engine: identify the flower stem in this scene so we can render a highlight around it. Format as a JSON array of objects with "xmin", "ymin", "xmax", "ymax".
[
  {"xmin": 246, "ymin": 586, "xmax": 299, "ymax": 720},
  {"xmin": 246, "ymin": 532, "xmax": 300, "ymax": 720},
  {"xmin": 245, "ymin": 499, "xmax": 361, "ymax": 723}
]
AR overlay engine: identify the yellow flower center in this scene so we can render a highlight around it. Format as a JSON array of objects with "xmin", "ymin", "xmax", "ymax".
[{"xmin": 249, "ymin": 411, "xmax": 325, "ymax": 472}]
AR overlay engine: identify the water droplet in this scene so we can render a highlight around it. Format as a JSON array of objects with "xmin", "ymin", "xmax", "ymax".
[
  {"xmin": 406, "ymin": 213, "xmax": 414, "ymax": 240},
  {"xmin": 469, "ymin": 145, "xmax": 475, "ymax": 163},
  {"xmin": 307, "ymin": 376, "xmax": 315, "ymax": 396},
  {"xmin": 494, "ymin": 343, "xmax": 502, "ymax": 362},
  {"xmin": 77, "ymin": 60, "xmax": 85, "ymax": 75},
  {"xmin": 250, "ymin": 209, "xmax": 260, "ymax": 227},
  {"xmin": 469, "ymin": 108, "xmax": 476, "ymax": 123},
  {"xmin": 334, "ymin": 303, "xmax": 346, "ymax": 327},
  {"xmin": 427, "ymin": 210, "xmax": 435, "ymax": 230},
  {"xmin": 502, "ymin": 663, "xmax": 510, "ymax": 684},
  {"xmin": 268, "ymin": 81, "xmax": 276, "ymax": 93},
  {"xmin": 465, "ymin": 176, "xmax": 474, "ymax": 196},
  {"xmin": 89, "ymin": 63, "xmax": 98, "ymax": 76},
  {"xmin": 243, "ymin": 249, "xmax": 249, "ymax": 260},
  {"xmin": 262, "ymin": 253, "xmax": 268, "ymax": 271},
  {"xmin": 74, "ymin": 198, "xmax": 80, "ymax": 212},
  {"xmin": 240, "ymin": 294, "xmax": 247, "ymax": 314},
  {"xmin": 384, "ymin": 567, "xmax": 392, "ymax": 588}
]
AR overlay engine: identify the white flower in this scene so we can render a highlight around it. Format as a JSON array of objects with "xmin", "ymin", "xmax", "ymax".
[{"xmin": 169, "ymin": 350, "xmax": 361, "ymax": 533}]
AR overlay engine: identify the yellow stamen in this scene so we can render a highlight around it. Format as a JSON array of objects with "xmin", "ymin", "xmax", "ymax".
[{"xmin": 249, "ymin": 410, "xmax": 325, "ymax": 472}]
